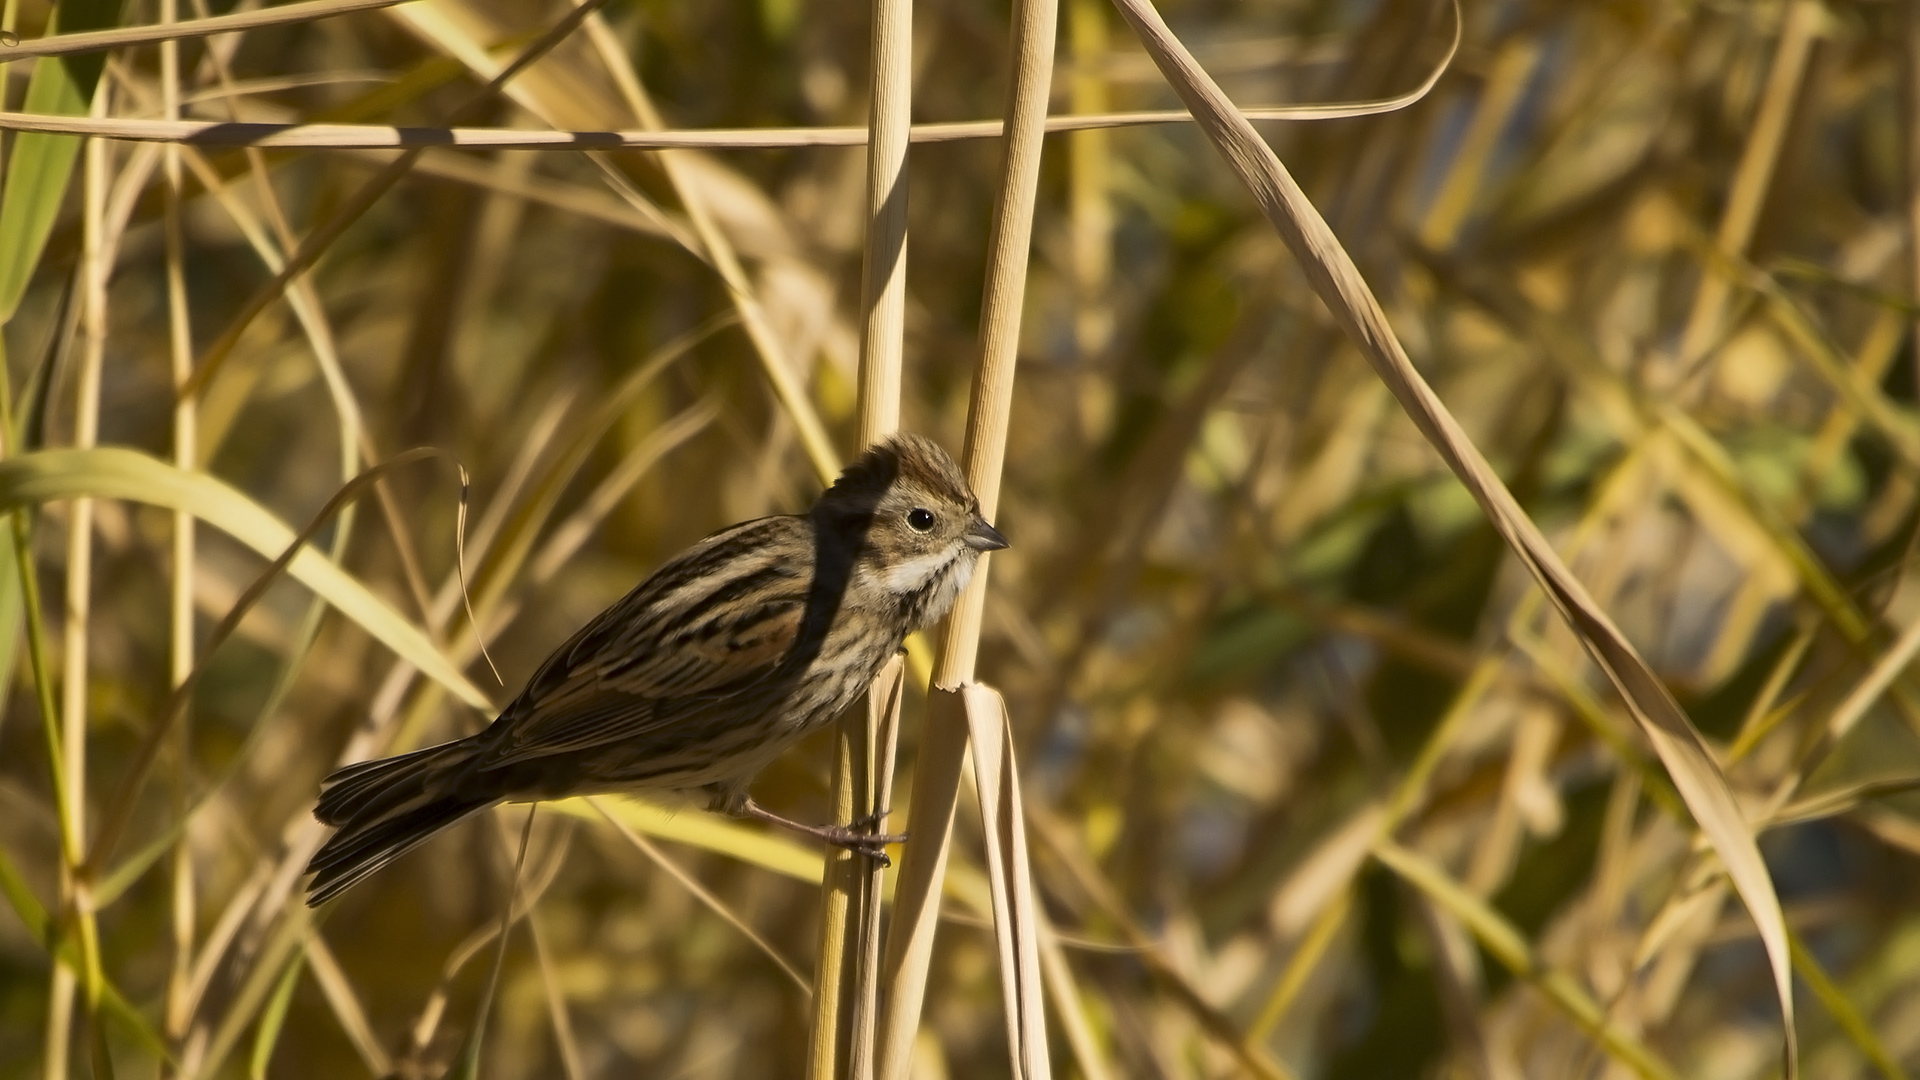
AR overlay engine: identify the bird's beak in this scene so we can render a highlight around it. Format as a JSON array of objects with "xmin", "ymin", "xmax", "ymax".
[{"xmin": 965, "ymin": 518, "xmax": 1009, "ymax": 552}]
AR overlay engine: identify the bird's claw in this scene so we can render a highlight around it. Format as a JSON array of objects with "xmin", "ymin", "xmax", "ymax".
[{"xmin": 817, "ymin": 819, "xmax": 907, "ymax": 867}]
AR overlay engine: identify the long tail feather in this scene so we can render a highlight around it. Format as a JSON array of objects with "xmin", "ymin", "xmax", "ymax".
[
  {"xmin": 315, "ymin": 744, "xmax": 455, "ymax": 825},
  {"xmin": 306, "ymin": 742, "xmax": 494, "ymax": 906}
]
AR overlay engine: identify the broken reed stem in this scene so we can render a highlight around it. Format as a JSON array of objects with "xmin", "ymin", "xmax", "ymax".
[
  {"xmin": 875, "ymin": 0, "xmax": 1057, "ymax": 1072},
  {"xmin": 811, "ymin": 0, "xmax": 913, "ymax": 1073}
]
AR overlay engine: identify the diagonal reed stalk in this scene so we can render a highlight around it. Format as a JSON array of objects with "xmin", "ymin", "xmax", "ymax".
[
  {"xmin": 0, "ymin": 0, "xmax": 415, "ymax": 60},
  {"xmin": 563, "ymin": 1, "xmax": 841, "ymax": 485},
  {"xmin": 1669, "ymin": 0, "xmax": 1821, "ymax": 391},
  {"xmin": 1104, "ymin": 0, "xmax": 1800, "ymax": 1074}
]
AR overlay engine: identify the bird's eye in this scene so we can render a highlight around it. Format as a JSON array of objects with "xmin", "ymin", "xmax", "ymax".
[{"xmin": 906, "ymin": 507, "xmax": 936, "ymax": 532}]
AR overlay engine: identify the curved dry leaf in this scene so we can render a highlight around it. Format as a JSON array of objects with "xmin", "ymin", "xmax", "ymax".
[
  {"xmin": 965, "ymin": 684, "xmax": 1051, "ymax": 1080},
  {"xmin": 1102, "ymin": 0, "xmax": 1798, "ymax": 1072}
]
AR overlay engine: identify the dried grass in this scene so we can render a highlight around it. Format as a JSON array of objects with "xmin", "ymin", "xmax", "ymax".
[{"xmin": 0, "ymin": 0, "xmax": 1916, "ymax": 1077}]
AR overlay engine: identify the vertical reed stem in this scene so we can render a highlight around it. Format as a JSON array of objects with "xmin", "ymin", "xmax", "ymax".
[
  {"xmin": 161, "ymin": 0, "xmax": 201, "ymax": 1062},
  {"xmin": 1068, "ymin": 0, "xmax": 1114, "ymax": 368},
  {"xmin": 875, "ymin": 0, "xmax": 1057, "ymax": 1071},
  {"xmin": 811, "ymin": 0, "xmax": 913, "ymax": 1074},
  {"xmin": 47, "ymin": 89, "xmax": 113, "ymax": 1080},
  {"xmin": 1907, "ymin": 0, "xmax": 1920, "ymax": 395}
]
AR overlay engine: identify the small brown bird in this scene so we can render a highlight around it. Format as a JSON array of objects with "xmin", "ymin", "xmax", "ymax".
[{"xmin": 305, "ymin": 434, "xmax": 1005, "ymax": 905}]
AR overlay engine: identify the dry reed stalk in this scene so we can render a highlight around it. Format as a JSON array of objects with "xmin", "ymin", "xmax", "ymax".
[
  {"xmin": 856, "ymin": 0, "xmax": 910, "ymax": 445},
  {"xmin": 823, "ymin": 657, "xmax": 905, "ymax": 1080},
  {"xmin": 814, "ymin": 0, "xmax": 912, "ymax": 1070},
  {"xmin": 1, "ymin": 0, "xmax": 413, "ymax": 60},
  {"xmin": 1910, "ymin": 3, "xmax": 1920, "ymax": 396},
  {"xmin": 562, "ymin": 3, "xmax": 841, "ymax": 485},
  {"xmin": 160, "ymin": 0, "xmax": 200, "ymax": 1061},
  {"xmin": 852, "ymin": 0, "xmax": 911, "ymax": 1006},
  {"xmin": 45, "ymin": 87, "xmax": 113, "ymax": 1080},
  {"xmin": 0, "ymin": 90, "xmax": 1450, "ymax": 148},
  {"xmin": 963, "ymin": 686, "xmax": 1050, "ymax": 1077},
  {"xmin": 809, "ymin": 726, "xmax": 864, "ymax": 1079},
  {"xmin": 872, "ymin": 677, "xmax": 969, "ymax": 1073},
  {"xmin": 1670, "ymin": 0, "xmax": 1822, "ymax": 388},
  {"xmin": 1416, "ymin": 34, "xmax": 1540, "ymax": 250},
  {"xmin": 1104, "ymin": 0, "xmax": 1800, "ymax": 1074},
  {"xmin": 876, "ymin": 0, "xmax": 1057, "ymax": 1072},
  {"xmin": 7, "ymin": 0, "xmax": 1910, "ymax": 1075},
  {"xmin": 1068, "ymin": 0, "xmax": 1115, "ymax": 366}
]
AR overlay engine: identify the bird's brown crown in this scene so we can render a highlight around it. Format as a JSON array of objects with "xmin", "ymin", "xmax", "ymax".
[{"xmin": 814, "ymin": 433, "xmax": 977, "ymax": 515}]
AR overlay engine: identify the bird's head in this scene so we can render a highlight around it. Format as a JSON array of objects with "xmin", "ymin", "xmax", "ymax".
[{"xmin": 811, "ymin": 433, "xmax": 1008, "ymax": 621}]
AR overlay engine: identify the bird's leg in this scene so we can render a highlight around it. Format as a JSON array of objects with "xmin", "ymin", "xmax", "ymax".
[{"xmin": 730, "ymin": 795, "xmax": 907, "ymax": 867}]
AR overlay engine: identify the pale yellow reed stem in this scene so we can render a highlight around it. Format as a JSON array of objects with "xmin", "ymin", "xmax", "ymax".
[
  {"xmin": 1671, "ymin": 0, "xmax": 1820, "ymax": 387},
  {"xmin": 813, "ymin": 0, "xmax": 913, "ymax": 1073},
  {"xmin": 46, "ymin": 87, "xmax": 114, "ymax": 1080},
  {"xmin": 875, "ymin": 0, "xmax": 1057, "ymax": 1072},
  {"xmin": 161, "ymin": 0, "xmax": 201, "ymax": 1063}
]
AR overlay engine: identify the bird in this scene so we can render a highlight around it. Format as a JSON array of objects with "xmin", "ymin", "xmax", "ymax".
[{"xmin": 304, "ymin": 433, "xmax": 1007, "ymax": 906}]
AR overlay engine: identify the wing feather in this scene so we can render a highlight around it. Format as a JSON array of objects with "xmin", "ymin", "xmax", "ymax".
[{"xmin": 475, "ymin": 516, "xmax": 813, "ymax": 766}]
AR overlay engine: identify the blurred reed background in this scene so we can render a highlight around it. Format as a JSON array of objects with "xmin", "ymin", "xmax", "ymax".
[{"xmin": 0, "ymin": 0, "xmax": 1918, "ymax": 1078}]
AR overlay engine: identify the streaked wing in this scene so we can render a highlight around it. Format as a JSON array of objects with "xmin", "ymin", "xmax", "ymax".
[{"xmin": 478, "ymin": 516, "xmax": 813, "ymax": 765}]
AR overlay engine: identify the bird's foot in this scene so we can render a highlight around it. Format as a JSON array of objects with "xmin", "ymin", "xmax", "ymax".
[{"xmin": 734, "ymin": 797, "xmax": 906, "ymax": 867}]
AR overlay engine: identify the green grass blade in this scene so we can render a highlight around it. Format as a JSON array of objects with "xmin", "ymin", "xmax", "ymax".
[
  {"xmin": 1375, "ymin": 840, "xmax": 1680, "ymax": 1080},
  {"xmin": 0, "ymin": 446, "xmax": 492, "ymax": 711},
  {"xmin": 0, "ymin": 845, "xmax": 173, "ymax": 1065},
  {"xmin": 249, "ymin": 952, "xmax": 306, "ymax": 1080},
  {"xmin": 0, "ymin": 0, "xmax": 120, "ymax": 322},
  {"xmin": 1790, "ymin": 930, "xmax": 1908, "ymax": 1080}
]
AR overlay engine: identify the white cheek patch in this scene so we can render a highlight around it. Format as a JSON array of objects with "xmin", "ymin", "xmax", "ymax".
[
  {"xmin": 947, "ymin": 559, "xmax": 975, "ymax": 596},
  {"xmin": 913, "ymin": 553, "xmax": 975, "ymax": 622},
  {"xmin": 881, "ymin": 550, "xmax": 956, "ymax": 595},
  {"xmin": 919, "ymin": 557, "xmax": 973, "ymax": 620},
  {"xmin": 940, "ymin": 557, "xmax": 975, "ymax": 611}
]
